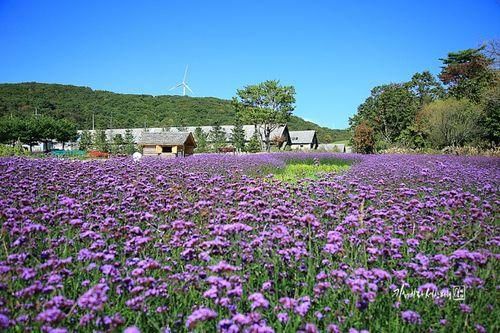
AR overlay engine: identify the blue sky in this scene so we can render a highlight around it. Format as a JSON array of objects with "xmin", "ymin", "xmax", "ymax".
[{"xmin": 0, "ymin": 1, "xmax": 499, "ymax": 128}]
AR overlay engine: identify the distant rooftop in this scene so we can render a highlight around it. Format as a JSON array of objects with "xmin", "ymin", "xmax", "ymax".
[
  {"xmin": 137, "ymin": 132, "xmax": 193, "ymax": 146},
  {"xmin": 289, "ymin": 130, "xmax": 317, "ymax": 144}
]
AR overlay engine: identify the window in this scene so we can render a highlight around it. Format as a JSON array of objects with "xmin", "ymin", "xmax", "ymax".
[{"xmin": 162, "ymin": 146, "xmax": 172, "ymax": 153}]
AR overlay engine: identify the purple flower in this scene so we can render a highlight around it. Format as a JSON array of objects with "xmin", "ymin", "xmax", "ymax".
[
  {"xmin": 327, "ymin": 324, "xmax": 341, "ymax": 333},
  {"xmin": 460, "ymin": 303, "xmax": 472, "ymax": 313},
  {"xmin": 418, "ymin": 283, "xmax": 438, "ymax": 293},
  {"xmin": 209, "ymin": 261, "xmax": 240, "ymax": 273},
  {"xmin": 186, "ymin": 307, "xmax": 217, "ymax": 329},
  {"xmin": 475, "ymin": 324, "xmax": 486, "ymax": 333},
  {"xmin": 277, "ymin": 312, "xmax": 289, "ymax": 323},
  {"xmin": 401, "ymin": 310, "xmax": 422, "ymax": 325},
  {"xmin": 248, "ymin": 292, "xmax": 269, "ymax": 310},
  {"xmin": 0, "ymin": 314, "xmax": 9, "ymax": 329},
  {"xmin": 77, "ymin": 283, "xmax": 109, "ymax": 311},
  {"xmin": 232, "ymin": 313, "xmax": 250, "ymax": 325},
  {"xmin": 48, "ymin": 329, "xmax": 68, "ymax": 333},
  {"xmin": 36, "ymin": 308, "xmax": 65, "ymax": 324},
  {"xmin": 295, "ymin": 297, "xmax": 311, "ymax": 317},
  {"xmin": 124, "ymin": 326, "xmax": 141, "ymax": 333}
]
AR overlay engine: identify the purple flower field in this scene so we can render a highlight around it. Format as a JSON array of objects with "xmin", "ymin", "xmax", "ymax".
[{"xmin": 0, "ymin": 153, "xmax": 498, "ymax": 332}]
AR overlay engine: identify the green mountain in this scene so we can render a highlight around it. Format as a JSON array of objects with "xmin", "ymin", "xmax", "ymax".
[{"xmin": 0, "ymin": 82, "xmax": 349, "ymax": 143}]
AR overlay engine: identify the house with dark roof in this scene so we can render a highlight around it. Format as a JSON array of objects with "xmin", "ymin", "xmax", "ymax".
[
  {"xmin": 137, "ymin": 132, "xmax": 196, "ymax": 157},
  {"xmin": 289, "ymin": 130, "xmax": 319, "ymax": 150}
]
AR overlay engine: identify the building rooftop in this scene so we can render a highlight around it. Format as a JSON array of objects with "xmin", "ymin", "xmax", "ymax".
[
  {"xmin": 137, "ymin": 132, "xmax": 193, "ymax": 146},
  {"xmin": 289, "ymin": 130, "xmax": 317, "ymax": 144}
]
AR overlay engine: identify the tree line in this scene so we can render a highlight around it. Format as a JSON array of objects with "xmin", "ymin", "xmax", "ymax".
[
  {"xmin": 0, "ymin": 82, "xmax": 349, "ymax": 143},
  {"xmin": 0, "ymin": 115, "xmax": 77, "ymax": 152},
  {"xmin": 193, "ymin": 120, "xmax": 263, "ymax": 153},
  {"xmin": 78, "ymin": 129, "xmax": 136, "ymax": 155},
  {"xmin": 350, "ymin": 41, "xmax": 499, "ymax": 153}
]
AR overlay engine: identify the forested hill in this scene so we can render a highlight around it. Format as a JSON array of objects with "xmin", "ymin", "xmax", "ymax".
[{"xmin": 0, "ymin": 82, "xmax": 349, "ymax": 143}]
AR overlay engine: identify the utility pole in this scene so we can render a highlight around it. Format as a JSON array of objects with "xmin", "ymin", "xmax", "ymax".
[{"xmin": 92, "ymin": 113, "xmax": 95, "ymax": 131}]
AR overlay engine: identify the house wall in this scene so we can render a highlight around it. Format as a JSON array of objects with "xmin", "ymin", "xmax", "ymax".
[
  {"xmin": 142, "ymin": 145, "xmax": 185, "ymax": 157},
  {"xmin": 312, "ymin": 135, "xmax": 319, "ymax": 149},
  {"xmin": 185, "ymin": 146, "xmax": 194, "ymax": 155},
  {"xmin": 280, "ymin": 127, "xmax": 292, "ymax": 148},
  {"xmin": 143, "ymin": 145, "xmax": 158, "ymax": 156},
  {"xmin": 290, "ymin": 143, "xmax": 317, "ymax": 150}
]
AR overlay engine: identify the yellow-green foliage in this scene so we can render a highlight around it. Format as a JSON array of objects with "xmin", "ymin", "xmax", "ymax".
[
  {"xmin": 273, "ymin": 162, "xmax": 350, "ymax": 182},
  {"xmin": 0, "ymin": 144, "xmax": 28, "ymax": 157}
]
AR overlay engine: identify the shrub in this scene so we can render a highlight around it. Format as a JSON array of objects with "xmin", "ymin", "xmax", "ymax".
[
  {"xmin": 420, "ymin": 98, "xmax": 482, "ymax": 148},
  {"xmin": 0, "ymin": 144, "xmax": 28, "ymax": 157},
  {"xmin": 353, "ymin": 121, "xmax": 375, "ymax": 154},
  {"xmin": 246, "ymin": 132, "xmax": 262, "ymax": 153}
]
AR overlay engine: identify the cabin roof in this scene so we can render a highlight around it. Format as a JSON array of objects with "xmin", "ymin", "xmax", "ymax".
[
  {"xmin": 289, "ymin": 130, "xmax": 317, "ymax": 144},
  {"xmin": 137, "ymin": 132, "xmax": 195, "ymax": 146}
]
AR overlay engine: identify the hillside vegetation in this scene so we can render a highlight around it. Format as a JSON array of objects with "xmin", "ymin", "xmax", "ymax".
[{"xmin": 0, "ymin": 82, "xmax": 349, "ymax": 143}]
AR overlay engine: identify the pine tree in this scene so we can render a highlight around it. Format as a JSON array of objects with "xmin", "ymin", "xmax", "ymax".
[
  {"xmin": 194, "ymin": 127, "xmax": 208, "ymax": 153},
  {"xmin": 94, "ymin": 129, "xmax": 110, "ymax": 152},
  {"xmin": 123, "ymin": 129, "xmax": 136, "ymax": 154},
  {"xmin": 209, "ymin": 123, "xmax": 227, "ymax": 152},
  {"xmin": 79, "ymin": 130, "xmax": 93, "ymax": 150},
  {"xmin": 112, "ymin": 134, "xmax": 125, "ymax": 155},
  {"xmin": 246, "ymin": 132, "xmax": 262, "ymax": 153},
  {"xmin": 231, "ymin": 119, "xmax": 246, "ymax": 152}
]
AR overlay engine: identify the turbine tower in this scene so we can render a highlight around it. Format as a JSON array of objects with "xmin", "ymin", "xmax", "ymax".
[{"xmin": 169, "ymin": 65, "xmax": 193, "ymax": 96}]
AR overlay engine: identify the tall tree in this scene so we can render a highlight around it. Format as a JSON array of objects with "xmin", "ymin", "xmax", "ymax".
[
  {"xmin": 209, "ymin": 123, "xmax": 227, "ymax": 152},
  {"xmin": 94, "ymin": 129, "xmax": 110, "ymax": 152},
  {"xmin": 0, "ymin": 117, "xmax": 23, "ymax": 145},
  {"xmin": 353, "ymin": 121, "xmax": 375, "ymax": 154},
  {"xmin": 79, "ymin": 130, "xmax": 93, "ymax": 151},
  {"xmin": 111, "ymin": 134, "xmax": 125, "ymax": 155},
  {"xmin": 480, "ymin": 76, "xmax": 500, "ymax": 146},
  {"xmin": 439, "ymin": 47, "xmax": 495, "ymax": 103},
  {"xmin": 194, "ymin": 127, "xmax": 208, "ymax": 153},
  {"xmin": 18, "ymin": 117, "xmax": 43, "ymax": 152},
  {"xmin": 246, "ymin": 132, "xmax": 262, "ymax": 153},
  {"xmin": 233, "ymin": 80, "xmax": 295, "ymax": 152},
  {"xmin": 123, "ymin": 129, "xmax": 136, "ymax": 154},
  {"xmin": 54, "ymin": 119, "xmax": 78, "ymax": 149},
  {"xmin": 230, "ymin": 118, "xmax": 246, "ymax": 152},
  {"xmin": 408, "ymin": 71, "xmax": 445, "ymax": 106},
  {"xmin": 350, "ymin": 84, "xmax": 418, "ymax": 144},
  {"xmin": 483, "ymin": 40, "xmax": 500, "ymax": 70},
  {"xmin": 420, "ymin": 98, "xmax": 482, "ymax": 148}
]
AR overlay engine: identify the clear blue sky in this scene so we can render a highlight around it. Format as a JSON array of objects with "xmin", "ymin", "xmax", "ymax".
[{"xmin": 0, "ymin": 0, "xmax": 499, "ymax": 128}]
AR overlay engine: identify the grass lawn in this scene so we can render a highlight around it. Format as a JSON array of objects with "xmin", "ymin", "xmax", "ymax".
[{"xmin": 268, "ymin": 158, "xmax": 352, "ymax": 182}]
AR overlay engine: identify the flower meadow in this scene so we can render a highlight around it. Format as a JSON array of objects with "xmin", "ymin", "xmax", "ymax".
[{"xmin": 0, "ymin": 153, "xmax": 498, "ymax": 332}]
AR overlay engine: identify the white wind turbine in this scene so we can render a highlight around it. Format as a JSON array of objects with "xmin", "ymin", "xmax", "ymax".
[{"xmin": 169, "ymin": 65, "xmax": 194, "ymax": 96}]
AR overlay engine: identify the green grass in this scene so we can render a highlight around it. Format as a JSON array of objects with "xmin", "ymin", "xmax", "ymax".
[{"xmin": 267, "ymin": 158, "xmax": 352, "ymax": 182}]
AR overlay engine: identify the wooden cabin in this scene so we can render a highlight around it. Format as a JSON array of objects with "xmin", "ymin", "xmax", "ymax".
[{"xmin": 138, "ymin": 132, "xmax": 197, "ymax": 157}]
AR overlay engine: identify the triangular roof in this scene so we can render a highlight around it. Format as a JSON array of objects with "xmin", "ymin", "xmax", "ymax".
[{"xmin": 289, "ymin": 130, "xmax": 317, "ymax": 144}]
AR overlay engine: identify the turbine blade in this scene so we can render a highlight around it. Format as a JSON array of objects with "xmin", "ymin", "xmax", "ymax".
[
  {"xmin": 169, "ymin": 83, "xmax": 183, "ymax": 90},
  {"xmin": 183, "ymin": 65, "xmax": 189, "ymax": 82},
  {"xmin": 185, "ymin": 84, "xmax": 194, "ymax": 94}
]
